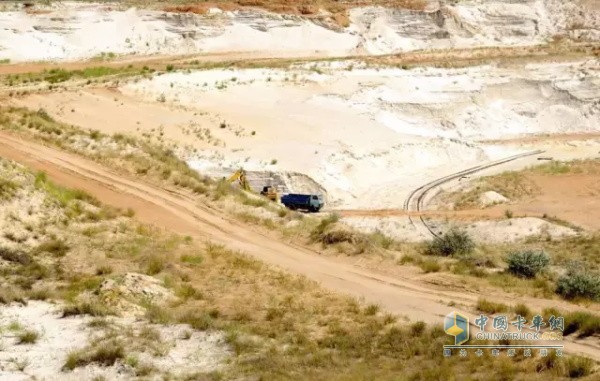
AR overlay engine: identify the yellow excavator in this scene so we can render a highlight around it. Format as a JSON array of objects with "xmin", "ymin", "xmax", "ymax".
[
  {"xmin": 227, "ymin": 169, "xmax": 251, "ymax": 191},
  {"xmin": 227, "ymin": 169, "xmax": 279, "ymax": 201}
]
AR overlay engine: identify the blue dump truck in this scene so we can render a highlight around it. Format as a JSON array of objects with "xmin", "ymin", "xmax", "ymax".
[{"xmin": 280, "ymin": 194, "xmax": 324, "ymax": 213}]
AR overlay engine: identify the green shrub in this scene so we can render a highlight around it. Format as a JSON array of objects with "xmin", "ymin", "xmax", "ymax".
[
  {"xmin": 369, "ymin": 230, "xmax": 394, "ymax": 250},
  {"xmin": 425, "ymin": 229, "xmax": 474, "ymax": 257},
  {"xmin": 556, "ymin": 268, "xmax": 600, "ymax": 301},
  {"xmin": 240, "ymin": 195, "xmax": 267, "ymax": 208},
  {"xmin": 505, "ymin": 250, "xmax": 550, "ymax": 278},
  {"xmin": 410, "ymin": 321, "xmax": 426, "ymax": 337},
  {"xmin": 178, "ymin": 310, "xmax": 214, "ymax": 330},
  {"xmin": 34, "ymin": 171, "xmax": 98, "ymax": 207},
  {"xmin": 44, "ymin": 69, "xmax": 73, "ymax": 84}
]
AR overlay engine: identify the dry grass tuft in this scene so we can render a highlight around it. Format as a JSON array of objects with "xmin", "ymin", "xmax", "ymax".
[
  {"xmin": 62, "ymin": 301, "xmax": 113, "ymax": 318},
  {"xmin": 64, "ymin": 340, "xmax": 125, "ymax": 370},
  {"xmin": 17, "ymin": 329, "xmax": 39, "ymax": 345}
]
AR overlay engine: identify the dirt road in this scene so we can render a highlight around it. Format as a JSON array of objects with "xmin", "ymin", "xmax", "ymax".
[
  {"xmin": 0, "ymin": 131, "xmax": 597, "ymax": 359},
  {"xmin": 0, "ymin": 131, "xmax": 465, "ymax": 322},
  {"xmin": 0, "ymin": 43, "xmax": 595, "ymax": 77},
  {"xmin": 0, "ymin": 51, "xmax": 311, "ymax": 76}
]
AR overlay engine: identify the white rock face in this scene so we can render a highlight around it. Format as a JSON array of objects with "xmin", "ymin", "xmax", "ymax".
[
  {"xmin": 0, "ymin": 0, "xmax": 598, "ymax": 62},
  {"xmin": 123, "ymin": 60, "xmax": 600, "ymax": 209},
  {"xmin": 479, "ymin": 191, "xmax": 509, "ymax": 207}
]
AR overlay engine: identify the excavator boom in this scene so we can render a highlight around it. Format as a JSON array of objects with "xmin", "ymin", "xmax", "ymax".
[{"xmin": 228, "ymin": 169, "xmax": 250, "ymax": 191}]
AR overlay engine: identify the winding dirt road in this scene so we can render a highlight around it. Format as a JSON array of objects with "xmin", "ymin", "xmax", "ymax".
[
  {"xmin": 0, "ymin": 131, "xmax": 598, "ymax": 359},
  {"xmin": 403, "ymin": 150, "xmax": 544, "ymax": 238}
]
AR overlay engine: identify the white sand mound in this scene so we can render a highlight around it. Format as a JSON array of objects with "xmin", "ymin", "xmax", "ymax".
[{"xmin": 479, "ymin": 191, "xmax": 509, "ymax": 207}]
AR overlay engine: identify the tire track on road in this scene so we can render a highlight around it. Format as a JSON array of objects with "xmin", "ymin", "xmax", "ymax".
[{"xmin": 404, "ymin": 150, "xmax": 545, "ymax": 238}]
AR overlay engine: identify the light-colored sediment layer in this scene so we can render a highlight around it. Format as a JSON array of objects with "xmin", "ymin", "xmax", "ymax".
[
  {"xmin": 342, "ymin": 215, "xmax": 578, "ymax": 243},
  {"xmin": 119, "ymin": 59, "xmax": 600, "ymax": 209},
  {"xmin": 0, "ymin": 0, "xmax": 598, "ymax": 62}
]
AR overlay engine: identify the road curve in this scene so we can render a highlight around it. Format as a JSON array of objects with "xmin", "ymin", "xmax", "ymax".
[{"xmin": 403, "ymin": 150, "xmax": 545, "ymax": 238}]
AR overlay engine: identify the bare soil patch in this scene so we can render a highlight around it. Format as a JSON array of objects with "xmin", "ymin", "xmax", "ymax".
[
  {"xmin": 487, "ymin": 172, "xmax": 600, "ymax": 230},
  {"xmin": 443, "ymin": 160, "xmax": 600, "ymax": 231}
]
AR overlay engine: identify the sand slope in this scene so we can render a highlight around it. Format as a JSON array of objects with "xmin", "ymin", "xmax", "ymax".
[{"xmin": 120, "ymin": 60, "xmax": 600, "ymax": 208}]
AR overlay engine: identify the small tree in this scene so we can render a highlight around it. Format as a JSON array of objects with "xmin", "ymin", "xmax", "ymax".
[
  {"xmin": 505, "ymin": 250, "xmax": 550, "ymax": 278},
  {"xmin": 425, "ymin": 229, "xmax": 474, "ymax": 257}
]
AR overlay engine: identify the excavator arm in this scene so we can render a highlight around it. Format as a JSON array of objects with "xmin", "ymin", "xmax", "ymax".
[
  {"xmin": 227, "ymin": 170, "xmax": 242, "ymax": 183},
  {"xmin": 227, "ymin": 169, "xmax": 251, "ymax": 191}
]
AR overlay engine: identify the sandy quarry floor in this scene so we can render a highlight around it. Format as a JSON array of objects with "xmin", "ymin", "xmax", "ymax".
[
  {"xmin": 17, "ymin": 58, "xmax": 600, "ymax": 210},
  {"xmin": 0, "ymin": 0, "xmax": 599, "ymax": 62},
  {"xmin": 2, "ymin": 1, "xmax": 600, "ymax": 248}
]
